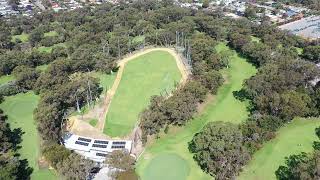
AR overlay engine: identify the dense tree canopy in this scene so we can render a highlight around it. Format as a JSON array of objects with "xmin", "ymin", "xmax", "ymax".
[{"xmin": 189, "ymin": 122, "xmax": 250, "ymax": 179}]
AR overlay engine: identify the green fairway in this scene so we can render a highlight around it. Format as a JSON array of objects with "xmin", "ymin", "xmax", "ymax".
[
  {"xmin": 44, "ymin": 31, "xmax": 58, "ymax": 37},
  {"xmin": 239, "ymin": 117, "xmax": 320, "ymax": 180},
  {"xmin": 136, "ymin": 43, "xmax": 257, "ymax": 180},
  {"xmin": 104, "ymin": 50, "xmax": 182, "ymax": 137},
  {"xmin": 11, "ymin": 33, "xmax": 29, "ymax": 43},
  {"xmin": 0, "ymin": 75, "xmax": 14, "ymax": 84},
  {"xmin": 38, "ymin": 43, "xmax": 66, "ymax": 53},
  {"xmin": 36, "ymin": 64, "xmax": 49, "ymax": 72},
  {"xmin": 0, "ymin": 92, "xmax": 56, "ymax": 180}
]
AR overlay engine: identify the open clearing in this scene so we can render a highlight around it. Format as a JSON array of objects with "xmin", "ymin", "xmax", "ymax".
[
  {"xmin": 11, "ymin": 33, "xmax": 29, "ymax": 43},
  {"xmin": 136, "ymin": 43, "xmax": 257, "ymax": 180},
  {"xmin": 239, "ymin": 117, "xmax": 320, "ymax": 180},
  {"xmin": 0, "ymin": 92, "xmax": 56, "ymax": 180},
  {"xmin": 44, "ymin": 31, "xmax": 58, "ymax": 37},
  {"xmin": 38, "ymin": 43, "xmax": 66, "ymax": 53},
  {"xmin": 0, "ymin": 75, "xmax": 14, "ymax": 84},
  {"xmin": 104, "ymin": 50, "xmax": 182, "ymax": 137},
  {"xmin": 92, "ymin": 71, "xmax": 117, "ymax": 94}
]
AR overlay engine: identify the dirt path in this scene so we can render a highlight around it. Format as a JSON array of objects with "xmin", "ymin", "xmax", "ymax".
[{"xmin": 69, "ymin": 47, "xmax": 189, "ymax": 138}]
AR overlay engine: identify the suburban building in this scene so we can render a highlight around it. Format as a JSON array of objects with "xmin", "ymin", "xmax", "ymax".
[
  {"xmin": 63, "ymin": 133, "xmax": 132, "ymax": 163},
  {"xmin": 279, "ymin": 16, "xmax": 320, "ymax": 40}
]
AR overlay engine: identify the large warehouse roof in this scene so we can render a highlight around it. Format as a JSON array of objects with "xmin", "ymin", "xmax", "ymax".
[{"xmin": 279, "ymin": 16, "xmax": 320, "ymax": 39}]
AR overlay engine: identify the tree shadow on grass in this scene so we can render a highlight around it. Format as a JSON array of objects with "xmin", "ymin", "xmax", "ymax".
[
  {"xmin": 17, "ymin": 159, "xmax": 34, "ymax": 180},
  {"xmin": 10, "ymin": 128, "xmax": 24, "ymax": 151}
]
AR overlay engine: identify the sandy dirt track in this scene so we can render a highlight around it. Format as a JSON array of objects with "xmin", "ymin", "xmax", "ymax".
[{"xmin": 69, "ymin": 47, "xmax": 189, "ymax": 139}]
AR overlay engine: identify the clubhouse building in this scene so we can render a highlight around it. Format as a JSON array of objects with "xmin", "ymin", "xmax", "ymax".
[{"xmin": 63, "ymin": 133, "xmax": 132, "ymax": 163}]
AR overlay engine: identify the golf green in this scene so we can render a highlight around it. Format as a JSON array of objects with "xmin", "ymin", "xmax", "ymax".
[
  {"xmin": 104, "ymin": 50, "xmax": 182, "ymax": 137},
  {"xmin": 239, "ymin": 117, "xmax": 320, "ymax": 180},
  {"xmin": 0, "ymin": 92, "xmax": 56, "ymax": 180},
  {"xmin": 144, "ymin": 153, "xmax": 190, "ymax": 180},
  {"xmin": 136, "ymin": 43, "xmax": 257, "ymax": 180}
]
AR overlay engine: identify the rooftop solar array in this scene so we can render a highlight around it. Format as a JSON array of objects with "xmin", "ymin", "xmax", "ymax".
[
  {"xmin": 96, "ymin": 153, "xmax": 107, "ymax": 157},
  {"xmin": 64, "ymin": 134, "xmax": 132, "ymax": 162},
  {"xmin": 94, "ymin": 140, "xmax": 109, "ymax": 144},
  {"xmin": 112, "ymin": 141, "xmax": 126, "ymax": 145},
  {"xmin": 78, "ymin": 137, "xmax": 92, "ymax": 142},
  {"xmin": 92, "ymin": 144, "xmax": 108, "ymax": 148},
  {"xmin": 111, "ymin": 145, "xmax": 125, "ymax": 149},
  {"xmin": 75, "ymin": 141, "xmax": 89, "ymax": 146}
]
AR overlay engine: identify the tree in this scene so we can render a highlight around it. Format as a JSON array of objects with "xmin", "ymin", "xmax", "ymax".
[
  {"xmin": 29, "ymin": 28, "xmax": 44, "ymax": 47},
  {"xmin": 116, "ymin": 169, "xmax": 139, "ymax": 180},
  {"xmin": 189, "ymin": 122, "xmax": 250, "ymax": 179},
  {"xmin": 244, "ymin": 5, "xmax": 257, "ymax": 20},
  {"xmin": 56, "ymin": 153, "xmax": 94, "ymax": 180},
  {"xmin": 195, "ymin": 69, "xmax": 223, "ymax": 94},
  {"xmin": 275, "ymin": 153, "xmax": 313, "ymax": 180},
  {"xmin": 303, "ymin": 45, "xmax": 320, "ymax": 63},
  {"xmin": 12, "ymin": 65, "xmax": 40, "ymax": 90},
  {"xmin": 202, "ymin": 0, "xmax": 209, "ymax": 8},
  {"xmin": 107, "ymin": 150, "xmax": 135, "ymax": 171}
]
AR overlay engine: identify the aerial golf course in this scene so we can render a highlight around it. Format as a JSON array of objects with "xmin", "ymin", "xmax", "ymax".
[{"xmin": 1, "ymin": 41, "xmax": 319, "ymax": 180}]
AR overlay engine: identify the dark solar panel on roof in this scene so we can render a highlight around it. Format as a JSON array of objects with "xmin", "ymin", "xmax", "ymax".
[
  {"xmin": 96, "ymin": 153, "xmax": 107, "ymax": 157},
  {"xmin": 92, "ymin": 144, "xmax": 107, "ymax": 148},
  {"xmin": 78, "ymin": 137, "xmax": 92, "ymax": 142},
  {"xmin": 112, "ymin": 141, "xmax": 126, "ymax": 145},
  {"xmin": 111, "ymin": 145, "xmax": 125, "ymax": 149},
  {"xmin": 94, "ymin": 140, "xmax": 109, "ymax": 144},
  {"xmin": 75, "ymin": 141, "xmax": 89, "ymax": 146}
]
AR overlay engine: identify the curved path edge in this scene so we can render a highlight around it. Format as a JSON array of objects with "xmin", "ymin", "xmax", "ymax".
[{"xmin": 96, "ymin": 48, "xmax": 189, "ymax": 133}]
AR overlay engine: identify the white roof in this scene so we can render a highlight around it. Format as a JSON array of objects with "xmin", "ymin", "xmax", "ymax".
[{"xmin": 63, "ymin": 133, "xmax": 132, "ymax": 163}]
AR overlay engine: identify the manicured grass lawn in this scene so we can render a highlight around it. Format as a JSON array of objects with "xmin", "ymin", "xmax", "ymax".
[
  {"xmin": 89, "ymin": 119, "xmax": 98, "ymax": 127},
  {"xmin": 239, "ymin": 117, "xmax": 320, "ymax": 180},
  {"xmin": 104, "ymin": 50, "xmax": 182, "ymax": 137},
  {"xmin": 11, "ymin": 33, "xmax": 29, "ymax": 43},
  {"xmin": 143, "ymin": 153, "xmax": 190, "ymax": 180},
  {"xmin": 0, "ymin": 75, "xmax": 15, "ymax": 85},
  {"xmin": 44, "ymin": 31, "xmax": 58, "ymax": 37},
  {"xmin": 0, "ymin": 92, "xmax": 56, "ymax": 180},
  {"xmin": 38, "ymin": 43, "xmax": 66, "ymax": 53},
  {"xmin": 136, "ymin": 43, "xmax": 257, "ymax": 180}
]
